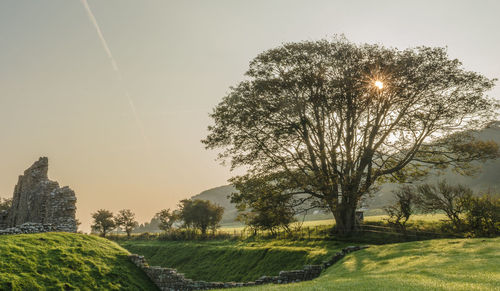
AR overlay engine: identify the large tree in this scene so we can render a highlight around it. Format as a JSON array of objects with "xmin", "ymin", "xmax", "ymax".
[{"xmin": 203, "ymin": 37, "xmax": 499, "ymax": 234}]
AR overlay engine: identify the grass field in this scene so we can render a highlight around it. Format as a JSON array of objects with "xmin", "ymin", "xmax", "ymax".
[
  {"xmin": 218, "ymin": 213, "xmax": 449, "ymax": 232},
  {"xmin": 225, "ymin": 237, "xmax": 500, "ymax": 291},
  {"xmin": 118, "ymin": 239, "xmax": 351, "ymax": 282},
  {"xmin": 0, "ymin": 232, "xmax": 157, "ymax": 290}
]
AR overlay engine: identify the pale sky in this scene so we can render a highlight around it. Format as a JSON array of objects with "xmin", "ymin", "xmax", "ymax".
[{"xmin": 1, "ymin": 0, "xmax": 499, "ymax": 232}]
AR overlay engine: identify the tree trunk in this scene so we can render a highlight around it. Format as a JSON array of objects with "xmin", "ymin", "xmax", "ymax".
[{"xmin": 333, "ymin": 204, "xmax": 357, "ymax": 235}]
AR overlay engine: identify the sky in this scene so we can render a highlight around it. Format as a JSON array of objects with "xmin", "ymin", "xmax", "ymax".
[{"xmin": 1, "ymin": 0, "xmax": 499, "ymax": 232}]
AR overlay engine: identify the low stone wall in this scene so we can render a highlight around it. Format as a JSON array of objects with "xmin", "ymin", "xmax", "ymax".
[
  {"xmin": 129, "ymin": 245, "xmax": 368, "ymax": 291},
  {"xmin": 0, "ymin": 222, "xmax": 76, "ymax": 235}
]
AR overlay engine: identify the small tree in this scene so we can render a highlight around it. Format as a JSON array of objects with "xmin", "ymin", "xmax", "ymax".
[
  {"xmin": 91, "ymin": 209, "xmax": 116, "ymax": 237},
  {"xmin": 155, "ymin": 209, "xmax": 177, "ymax": 232},
  {"xmin": 0, "ymin": 197, "xmax": 12, "ymax": 212},
  {"xmin": 415, "ymin": 181, "xmax": 472, "ymax": 230},
  {"xmin": 178, "ymin": 199, "xmax": 224, "ymax": 235},
  {"xmin": 384, "ymin": 185, "xmax": 416, "ymax": 231},
  {"xmin": 114, "ymin": 209, "xmax": 139, "ymax": 238}
]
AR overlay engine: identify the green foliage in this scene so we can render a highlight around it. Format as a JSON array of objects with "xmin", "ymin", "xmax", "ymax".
[
  {"xmin": 155, "ymin": 208, "xmax": 177, "ymax": 232},
  {"xmin": 463, "ymin": 194, "xmax": 500, "ymax": 237},
  {"xmin": 91, "ymin": 209, "xmax": 116, "ymax": 237},
  {"xmin": 0, "ymin": 197, "xmax": 12, "ymax": 212},
  {"xmin": 229, "ymin": 237, "xmax": 500, "ymax": 291},
  {"xmin": 0, "ymin": 233, "xmax": 157, "ymax": 290},
  {"xmin": 203, "ymin": 36, "xmax": 499, "ymax": 234},
  {"xmin": 192, "ymin": 185, "xmax": 239, "ymax": 224},
  {"xmin": 415, "ymin": 181, "xmax": 473, "ymax": 230},
  {"xmin": 232, "ymin": 173, "xmax": 304, "ymax": 235},
  {"xmin": 178, "ymin": 199, "xmax": 224, "ymax": 235},
  {"xmin": 119, "ymin": 239, "xmax": 349, "ymax": 282},
  {"xmin": 384, "ymin": 185, "xmax": 416, "ymax": 230},
  {"xmin": 114, "ymin": 209, "xmax": 139, "ymax": 237}
]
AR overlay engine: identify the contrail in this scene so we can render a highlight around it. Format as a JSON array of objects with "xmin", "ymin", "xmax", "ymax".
[{"xmin": 81, "ymin": 0, "xmax": 150, "ymax": 146}]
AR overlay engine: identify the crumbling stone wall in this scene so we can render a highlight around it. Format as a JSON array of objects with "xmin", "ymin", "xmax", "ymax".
[
  {"xmin": 0, "ymin": 157, "xmax": 77, "ymax": 234},
  {"xmin": 129, "ymin": 245, "xmax": 368, "ymax": 291}
]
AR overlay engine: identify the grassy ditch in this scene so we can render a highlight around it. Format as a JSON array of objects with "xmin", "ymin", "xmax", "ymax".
[{"xmin": 118, "ymin": 239, "xmax": 351, "ymax": 282}]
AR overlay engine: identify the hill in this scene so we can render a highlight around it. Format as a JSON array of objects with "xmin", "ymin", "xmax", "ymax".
[
  {"xmin": 0, "ymin": 233, "xmax": 157, "ymax": 290},
  {"xmin": 194, "ymin": 122, "xmax": 500, "ymax": 221},
  {"xmin": 222, "ymin": 237, "xmax": 500, "ymax": 291}
]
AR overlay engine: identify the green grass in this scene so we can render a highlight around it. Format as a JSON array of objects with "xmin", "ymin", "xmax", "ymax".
[
  {"xmin": 218, "ymin": 213, "xmax": 448, "ymax": 232},
  {"xmin": 0, "ymin": 232, "xmax": 157, "ymax": 291},
  {"xmin": 229, "ymin": 237, "xmax": 500, "ymax": 291},
  {"xmin": 118, "ymin": 239, "xmax": 351, "ymax": 282}
]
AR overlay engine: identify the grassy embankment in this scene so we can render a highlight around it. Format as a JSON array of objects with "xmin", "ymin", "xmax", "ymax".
[
  {"xmin": 225, "ymin": 237, "xmax": 500, "ymax": 291},
  {"xmin": 118, "ymin": 239, "xmax": 351, "ymax": 282},
  {"xmin": 0, "ymin": 232, "xmax": 157, "ymax": 290}
]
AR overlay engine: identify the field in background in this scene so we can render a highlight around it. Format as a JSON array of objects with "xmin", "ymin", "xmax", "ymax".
[{"xmin": 218, "ymin": 213, "xmax": 448, "ymax": 233}]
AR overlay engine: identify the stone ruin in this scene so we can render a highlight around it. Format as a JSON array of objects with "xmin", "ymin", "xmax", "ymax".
[{"xmin": 0, "ymin": 157, "xmax": 77, "ymax": 234}]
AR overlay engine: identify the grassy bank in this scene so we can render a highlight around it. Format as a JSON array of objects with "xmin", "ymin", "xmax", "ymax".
[
  {"xmin": 0, "ymin": 233, "xmax": 157, "ymax": 290},
  {"xmin": 118, "ymin": 239, "xmax": 351, "ymax": 282},
  {"xmin": 229, "ymin": 237, "xmax": 500, "ymax": 291}
]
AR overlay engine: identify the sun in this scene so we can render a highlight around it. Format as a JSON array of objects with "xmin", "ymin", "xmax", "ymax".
[{"xmin": 374, "ymin": 80, "xmax": 384, "ymax": 89}]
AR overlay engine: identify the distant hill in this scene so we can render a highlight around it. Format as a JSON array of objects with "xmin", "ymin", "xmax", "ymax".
[{"xmin": 194, "ymin": 122, "xmax": 500, "ymax": 222}]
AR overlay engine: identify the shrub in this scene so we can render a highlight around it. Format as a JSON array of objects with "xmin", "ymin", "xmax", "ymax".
[
  {"xmin": 415, "ymin": 181, "xmax": 472, "ymax": 231},
  {"xmin": 463, "ymin": 194, "xmax": 500, "ymax": 237},
  {"xmin": 384, "ymin": 185, "xmax": 416, "ymax": 231}
]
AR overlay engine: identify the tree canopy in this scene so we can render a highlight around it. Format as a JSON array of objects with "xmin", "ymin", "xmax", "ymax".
[
  {"xmin": 178, "ymin": 199, "xmax": 224, "ymax": 235},
  {"xmin": 155, "ymin": 208, "xmax": 178, "ymax": 232},
  {"xmin": 203, "ymin": 37, "xmax": 499, "ymax": 234},
  {"xmin": 91, "ymin": 209, "xmax": 115, "ymax": 237},
  {"xmin": 114, "ymin": 209, "xmax": 139, "ymax": 237}
]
